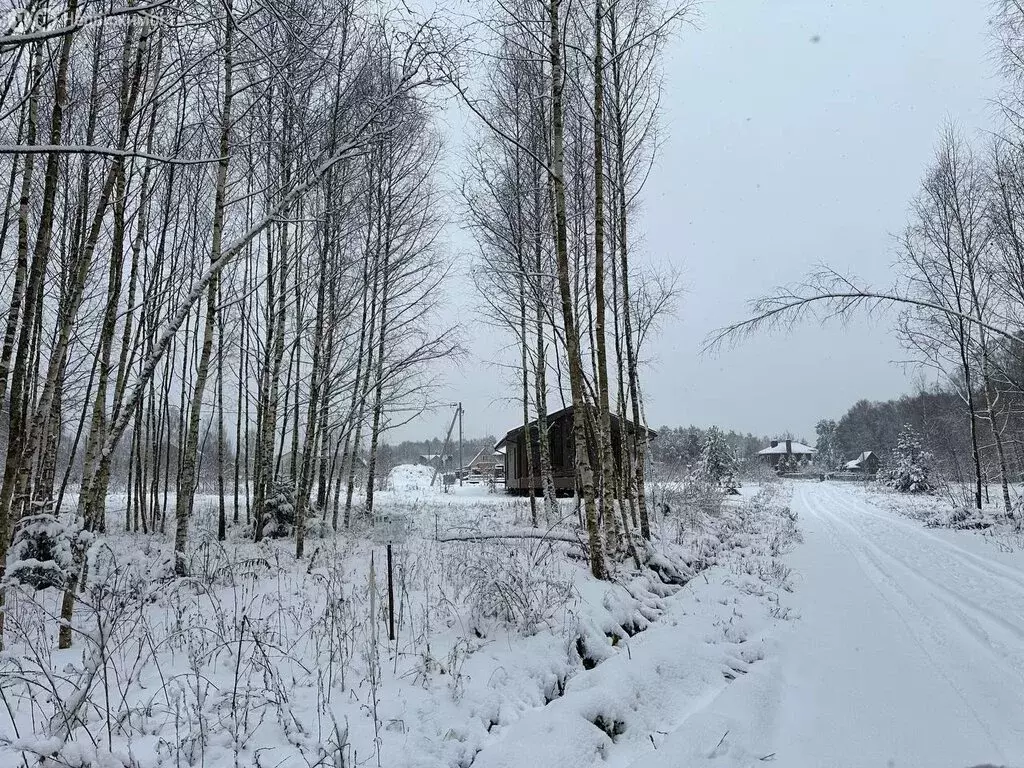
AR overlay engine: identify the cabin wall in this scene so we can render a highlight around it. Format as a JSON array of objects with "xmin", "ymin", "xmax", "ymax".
[
  {"xmin": 504, "ymin": 413, "xmax": 653, "ymax": 495},
  {"xmin": 505, "ymin": 415, "xmax": 575, "ymax": 493}
]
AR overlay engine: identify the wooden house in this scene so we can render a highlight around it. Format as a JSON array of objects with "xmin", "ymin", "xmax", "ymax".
[
  {"xmin": 418, "ymin": 453, "xmax": 452, "ymax": 469},
  {"xmin": 463, "ymin": 446, "xmax": 505, "ymax": 481},
  {"xmin": 495, "ymin": 405, "xmax": 656, "ymax": 495},
  {"xmin": 844, "ymin": 451, "xmax": 880, "ymax": 475}
]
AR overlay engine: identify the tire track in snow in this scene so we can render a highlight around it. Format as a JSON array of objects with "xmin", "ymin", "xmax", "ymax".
[
  {"xmin": 832, "ymin": 487, "xmax": 1024, "ymax": 592},
  {"xmin": 814, "ymin": 486, "xmax": 1024, "ymax": 666},
  {"xmin": 820, "ymin": 486, "xmax": 1024, "ymax": 653},
  {"xmin": 795, "ymin": 488, "xmax": 1015, "ymax": 759},
  {"xmin": 802, "ymin": 487, "xmax": 1024, "ymax": 757}
]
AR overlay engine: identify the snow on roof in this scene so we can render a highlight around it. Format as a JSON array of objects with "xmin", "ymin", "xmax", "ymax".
[
  {"xmin": 844, "ymin": 451, "xmax": 876, "ymax": 469},
  {"xmin": 757, "ymin": 441, "xmax": 815, "ymax": 455}
]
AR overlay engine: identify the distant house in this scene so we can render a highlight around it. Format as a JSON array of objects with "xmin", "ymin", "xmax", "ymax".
[
  {"xmin": 464, "ymin": 446, "xmax": 504, "ymax": 480},
  {"xmin": 495, "ymin": 405, "xmax": 655, "ymax": 495},
  {"xmin": 418, "ymin": 454, "xmax": 452, "ymax": 469},
  {"xmin": 757, "ymin": 439, "xmax": 815, "ymax": 469},
  {"xmin": 844, "ymin": 451, "xmax": 880, "ymax": 475}
]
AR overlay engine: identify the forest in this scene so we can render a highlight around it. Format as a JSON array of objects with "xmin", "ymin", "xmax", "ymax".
[{"xmin": 0, "ymin": 0, "xmax": 690, "ymax": 660}]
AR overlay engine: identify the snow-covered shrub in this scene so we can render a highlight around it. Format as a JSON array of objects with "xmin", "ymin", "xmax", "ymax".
[
  {"xmin": 263, "ymin": 480, "xmax": 297, "ymax": 537},
  {"xmin": 646, "ymin": 464, "xmax": 690, "ymax": 521},
  {"xmin": 453, "ymin": 540, "xmax": 577, "ymax": 634},
  {"xmin": 681, "ymin": 473, "xmax": 723, "ymax": 519},
  {"xmin": 671, "ymin": 435, "xmax": 732, "ymax": 519},
  {"xmin": 5, "ymin": 514, "xmax": 79, "ymax": 590},
  {"xmin": 775, "ymin": 454, "xmax": 796, "ymax": 475},
  {"xmin": 883, "ymin": 424, "xmax": 933, "ymax": 493},
  {"xmin": 926, "ymin": 505, "xmax": 992, "ymax": 530},
  {"xmin": 259, "ymin": 480, "xmax": 323, "ymax": 538},
  {"xmin": 738, "ymin": 458, "xmax": 776, "ymax": 484}
]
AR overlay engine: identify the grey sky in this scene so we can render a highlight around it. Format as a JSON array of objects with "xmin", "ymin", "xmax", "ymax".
[{"xmin": 398, "ymin": 0, "xmax": 998, "ymax": 444}]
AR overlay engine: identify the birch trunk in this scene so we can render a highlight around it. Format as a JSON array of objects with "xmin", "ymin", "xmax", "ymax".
[
  {"xmin": 175, "ymin": 1, "xmax": 233, "ymax": 570},
  {"xmin": 549, "ymin": 0, "xmax": 605, "ymax": 579}
]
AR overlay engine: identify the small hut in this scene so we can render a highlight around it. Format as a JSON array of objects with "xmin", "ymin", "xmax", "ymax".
[
  {"xmin": 844, "ymin": 451, "xmax": 880, "ymax": 475},
  {"xmin": 495, "ymin": 405, "xmax": 656, "ymax": 496},
  {"xmin": 463, "ymin": 446, "xmax": 505, "ymax": 482}
]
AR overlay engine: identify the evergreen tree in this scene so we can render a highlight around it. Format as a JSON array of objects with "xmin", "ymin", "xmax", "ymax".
[
  {"xmin": 696, "ymin": 426, "xmax": 739, "ymax": 493},
  {"xmin": 883, "ymin": 424, "xmax": 934, "ymax": 493}
]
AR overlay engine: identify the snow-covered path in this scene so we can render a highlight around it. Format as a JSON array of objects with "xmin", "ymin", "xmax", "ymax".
[
  {"xmin": 646, "ymin": 483, "xmax": 1024, "ymax": 768},
  {"xmin": 776, "ymin": 484, "xmax": 1024, "ymax": 767}
]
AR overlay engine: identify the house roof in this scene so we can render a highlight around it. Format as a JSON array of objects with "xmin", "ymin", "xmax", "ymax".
[
  {"xmin": 757, "ymin": 441, "xmax": 816, "ymax": 455},
  {"xmin": 844, "ymin": 451, "xmax": 877, "ymax": 469},
  {"xmin": 466, "ymin": 447, "xmax": 501, "ymax": 466},
  {"xmin": 419, "ymin": 454, "xmax": 452, "ymax": 462},
  {"xmin": 495, "ymin": 405, "xmax": 656, "ymax": 450}
]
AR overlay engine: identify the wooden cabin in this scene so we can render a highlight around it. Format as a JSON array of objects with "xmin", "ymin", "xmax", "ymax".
[
  {"xmin": 844, "ymin": 451, "xmax": 880, "ymax": 475},
  {"xmin": 495, "ymin": 405, "xmax": 656, "ymax": 496}
]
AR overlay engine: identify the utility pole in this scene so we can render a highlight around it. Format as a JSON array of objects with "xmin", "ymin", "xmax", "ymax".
[
  {"xmin": 458, "ymin": 402, "xmax": 464, "ymax": 487},
  {"xmin": 431, "ymin": 408, "xmax": 460, "ymax": 488}
]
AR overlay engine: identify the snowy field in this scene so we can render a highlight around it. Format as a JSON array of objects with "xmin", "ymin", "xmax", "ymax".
[
  {"xmin": 0, "ymin": 467, "xmax": 801, "ymax": 768},
  {"xmin": 3, "ymin": 473, "xmax": 1023, "ymax": 768}
]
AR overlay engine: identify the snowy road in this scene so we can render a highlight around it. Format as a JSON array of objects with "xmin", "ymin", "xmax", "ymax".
[{"xmin": 646, "ymin": 484, "xmax": 1024, "ymax": 768}]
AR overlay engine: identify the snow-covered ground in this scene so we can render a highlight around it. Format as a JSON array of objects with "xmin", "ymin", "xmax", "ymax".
[
  {"xmin": 4, "ymin": 476, "xmax": 1022, "ymax": 768},
  {"xmin": 0, "ymin": 470, "xmax": 799, "ymax": 768},
  {"xmin": 864, "ymin": 480, "xmax": 1024, "ymax": 533},
  {"xmin": 660, "ymin": 482, "xmax": 1024, "ymax": 768}
]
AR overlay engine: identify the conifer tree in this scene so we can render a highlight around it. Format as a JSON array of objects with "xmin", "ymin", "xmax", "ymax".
[{"xmin": 883, "ymin": 424, "xmax": 934, "ymax": 494}]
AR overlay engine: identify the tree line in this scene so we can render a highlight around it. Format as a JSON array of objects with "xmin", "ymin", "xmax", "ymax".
[
  {"xmin": 815, "ymin": 381, "xmax": 1024, "ymax": 506},
  {"xmin": 648, "ymin": 425, "xmax": 771, "ymax": 471}
]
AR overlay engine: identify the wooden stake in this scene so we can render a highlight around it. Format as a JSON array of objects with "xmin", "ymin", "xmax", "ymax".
[{"xmin": 386, "ymin": 543, "xmax": 395, "ymax": 642}]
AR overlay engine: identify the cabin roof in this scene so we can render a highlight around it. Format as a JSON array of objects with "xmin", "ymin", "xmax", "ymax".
[
  {"xmin": 466, "ymin": 446, "xmax": 502, "ymax": 466},
  {"xmin": 494, "ymin": 405, "xmax": 656, "ymax": 450},
  {"xmin": 844, "ymin": 450, "xmax": 877, "ymax": 469}
]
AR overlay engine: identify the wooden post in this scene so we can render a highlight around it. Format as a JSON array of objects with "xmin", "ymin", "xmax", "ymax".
[{"xmin": 386, "ymin": 543, "xmax": 395, "ymax": 642}]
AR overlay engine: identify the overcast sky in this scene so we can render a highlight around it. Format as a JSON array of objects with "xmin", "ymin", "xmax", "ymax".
[{"xmin": 397, "ymin": 0, "xmax": 998, "ymax": 445}]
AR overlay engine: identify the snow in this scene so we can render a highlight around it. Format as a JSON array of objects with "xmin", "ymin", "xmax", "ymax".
[
  {"xmin": 0, "ymin": 469, "xmax": 801, "ymax": 768},
  {"xmin": 473, "ymin": 567, "xmax": 782, "ymax": 768},
  {"xmin": 756, "ymin": 441, "xmax": 815, "ymax": 455},
  {"xmin": 387, "ymin": 462, "xmax": 436, "ymax": 491},
  {"xmin": 4, "ymin": 474, "xmax": 1022, "ymax": 768},
  {"xmin": 647, "ymin": 483, "xmax": 1024, "ymax": 768}
]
